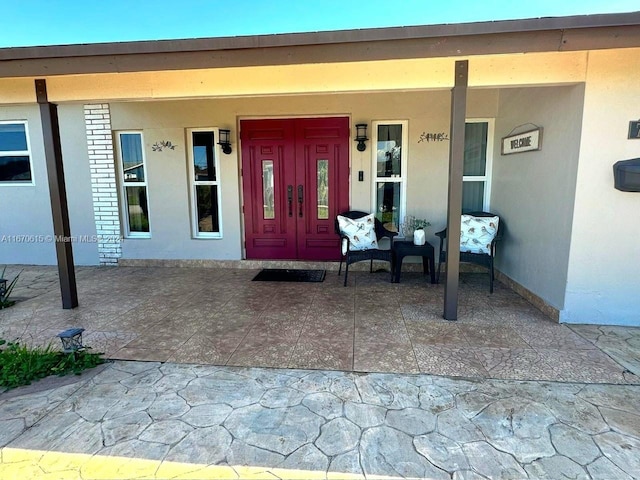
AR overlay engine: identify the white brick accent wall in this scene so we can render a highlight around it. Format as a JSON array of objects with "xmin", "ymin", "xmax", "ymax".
[{"xmin": 84, "ymin": 104, "xmax": 122, "ymax": 265}]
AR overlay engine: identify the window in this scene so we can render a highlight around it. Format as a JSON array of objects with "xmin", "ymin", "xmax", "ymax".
[
  {"xmin": 372, "ymin": 121, "xmax": 407, "ymax": 232},
  {"xmin": 463, "ymin": 120, "xmax": 494, "ymax": 213},
  {"xmin": 116, "ymin": 132, "xmax": 150, "ymax": 237},
  {"xmin": 187, "ymin": 129, "xmax": 222, "ymax": 238},
  {"xmin": 0, "ymin": 121, "xmax": 32, "ymax": 184}
]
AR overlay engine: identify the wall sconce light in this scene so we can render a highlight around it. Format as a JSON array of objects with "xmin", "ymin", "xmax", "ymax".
[
  {"xmin": 355, "ymin": 124, "xmax": 368, "ymax": 152},
  {"xmin": 218, "ymin": 129, "xmax": 232, "ymax": 154}
]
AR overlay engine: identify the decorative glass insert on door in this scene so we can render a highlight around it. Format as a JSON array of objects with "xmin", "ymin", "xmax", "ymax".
[
  {"xmin": 317, "ymin": 159, "xmax": 328, "ymax": 219},
  {"xmin": 262, "ymin": 160, "xmax": 274, "ymax": 219}
]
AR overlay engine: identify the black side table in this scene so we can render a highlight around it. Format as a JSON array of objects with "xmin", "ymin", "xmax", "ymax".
[{"xmin": 392, "ymin": 240, "xmax": 436, "ymax": 284}]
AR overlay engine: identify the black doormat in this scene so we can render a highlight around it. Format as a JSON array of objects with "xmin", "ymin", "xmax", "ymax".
[{"xmin": 252, "ymin": 268, "xmax": 326, "ymax": 282}]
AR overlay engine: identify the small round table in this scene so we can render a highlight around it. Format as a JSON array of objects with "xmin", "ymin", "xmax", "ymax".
[{"xmin": 392, "ymin": 240, "xmax": 436, "ymax": 284}]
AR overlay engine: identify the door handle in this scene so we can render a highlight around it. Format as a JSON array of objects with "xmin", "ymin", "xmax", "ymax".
[
  {"xmin": 297, "ymin": 185, "xmax": 303, "ymax": 217},
  {"xmin": 287, "ymin": 185, "xmax": 293, "ymax": 217}
]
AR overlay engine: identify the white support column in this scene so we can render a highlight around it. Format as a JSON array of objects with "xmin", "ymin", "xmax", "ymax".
[{"xmin": 84, "ymin": 103, "xmax": 122, "ymax": 265}]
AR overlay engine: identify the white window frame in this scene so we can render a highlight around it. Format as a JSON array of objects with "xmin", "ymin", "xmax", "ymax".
[
  {"xmin": 371, "ymin": 120, "xmax": 408, "ymax": 232},
  {"xmin": 186, "ymin": 127, "xmax": 223, "ymax": 239},
  {"xmin": 0, "ymin": 120, "xmax": 34, "ymax": 186},
  {"xmin": 115, "ymin": 131, "xmax": 151, "ymax": 238},
  {"xmin": 463, "ymin": 118, "xmax": 494, "ymax": 212}
]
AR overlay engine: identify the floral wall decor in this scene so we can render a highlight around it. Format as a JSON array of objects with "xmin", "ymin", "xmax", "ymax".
[{"xmin": 152, "ymin": 140, "xmax": 177, "ymax": 152}]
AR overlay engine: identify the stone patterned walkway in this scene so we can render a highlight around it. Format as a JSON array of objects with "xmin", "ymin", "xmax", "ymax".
[{"xmin": 1, "ymin": 361, "xmax": 639, "ymax": 479}]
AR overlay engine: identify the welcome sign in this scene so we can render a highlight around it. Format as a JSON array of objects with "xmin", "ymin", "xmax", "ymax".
[{"xmin": 501, "ymin": 128, "xmax": 543, "ymax": 155}]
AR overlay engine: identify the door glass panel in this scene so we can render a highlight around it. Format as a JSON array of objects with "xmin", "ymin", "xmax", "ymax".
[
  {"xmin": 462, "ymin": 181, "xmax": 485, "ymax": 213},
  {"xmin": 262, "ymin": 160, "xmax": 275, "ymax": 219},
  {"xmin": 196, "ymin": 185, "xmax": 219, "ymax": 233},
  {"xmin": 376, "ymin": 181, "xmax": 401, "ymax": 231},
  {"xmin": 376, "ymin": 124, "xmax": 402, "ymax": 178},
  {"xmin": 317, "ymin": 159, "xmax": 328, "ymax": 219},
  {"xmin": 192, "ymin": 132, "xmax": 216, "ymax": 181},
  {"xmin": 125, "ymin": 186, "xmax": 150, "ymax": 232},
  {"xmin": 464, "ymin": 123, "xmax": 488, "ymax": 176}
]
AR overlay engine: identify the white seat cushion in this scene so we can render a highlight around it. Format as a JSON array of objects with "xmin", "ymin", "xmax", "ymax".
[
  {"xmin": 460, "ymin": 214, "xmax": 499, "ymax": 255},
  {"xmin": 337, "ymin": 214, "xmax": 378, "ymax": 254}
]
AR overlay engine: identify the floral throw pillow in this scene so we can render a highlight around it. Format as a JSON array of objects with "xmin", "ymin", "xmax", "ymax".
[
  {"xmin": 337, "ymin": 214, "xmax": 378, "ymax": 254},
  {"xmin": 460, "ymin": 214, "xmax": 499, "ymax": 255}
]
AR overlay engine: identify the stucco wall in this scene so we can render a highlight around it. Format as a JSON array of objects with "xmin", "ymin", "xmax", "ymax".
[
  {"xmin": 0, "ymin": 104, "xmax": 98, "ymax": 265},
  {"xmin": 58, "ymin": 104, "xmax": 99, "ymax": 265},
  {"xmin": 492, "ymin": 85, "xmax": 584, "ymax": 310},
  {"xmin": 0, "ymin": 105, "xmax": 55, "ymax": 264},
  {"xmin": 562, "ymin": 48, "xmax": 640, "ymax": 325},
  {"xmin": 0, "ymin": 51, "xmax": 587, "ymax": 104},
  {"xmin": 109, "ymin": 89, "xmax": 499, "ymax": 260}
]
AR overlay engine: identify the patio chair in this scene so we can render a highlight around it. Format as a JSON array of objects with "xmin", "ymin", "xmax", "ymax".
[
  {"xmin": 336, "ymin": 210, "xmax": 398, "ymax": 287},
  {"xmin": 436, "ymin": 211, "xmax": 504, "ymax": 293}
]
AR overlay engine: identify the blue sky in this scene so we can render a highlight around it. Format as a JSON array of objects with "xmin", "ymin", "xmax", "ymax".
[{"xmin": 1, "ymin": 0, "xmax": 638, "ymax": 48}]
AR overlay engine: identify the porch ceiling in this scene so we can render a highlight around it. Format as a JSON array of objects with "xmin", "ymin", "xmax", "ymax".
[{"xmin": 1, "ymin": 50, "xmax": 590, "ymax": 104}]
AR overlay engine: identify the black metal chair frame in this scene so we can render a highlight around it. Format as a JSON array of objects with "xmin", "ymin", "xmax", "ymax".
[
  {"xmin": 435, "ymin": 211, "xmax": 504, "ymax": 293},
  {"xmin": 336, "ymin": 210, "xmax": 398, "ymax": 287}
]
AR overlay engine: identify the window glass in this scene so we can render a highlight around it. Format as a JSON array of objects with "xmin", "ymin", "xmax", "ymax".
[
  {"xmin": 120, "ymin": 133, "xmax": 145, "ymax": 182},
  {"xmin": 0, "ymin": 156, "xmax": 31, "ymax": 182},
  {"xmin": 464, "ymin": 123, "xmax": 488, "ymax": 176},
  {"xmin": 0, "ymin": 123, "xmax": 28, "ymax": 151},
  {"xmin": 0, "ymin": 122, "xmax": 32, "ymax": 183},
  {"xmin": 462, "ymin": 182, "xmax": 485, "ymax": 213},
  {"xmin": 376, "ymin": 182, "xmax": 401, "ymax": 230},
  {"xmin": 462, "ymin": 121, "xmax": 492, "ymax": 212},
  {"xmin": 193, "ymin": 131, "xmax": 216, "ymax": 181},
  {"xmin": 125, "ymin": 186, "xmax": 150, "ymax": 232},
  {"xmin": 373, "ymin": 121, "xmax": 406, "ymax": 232},
  {"xmin": 189, "ymin": 129, "xmax": 222, "ymax": 237},
  {"xmin": 196, "ymin": 185, "xmax": 219, "ymax": 233},
  {"xmin": 117, "ymin": 132, "xmax": 150, "ymax": 236},
  {"xmin": 376, "ymin": 124, "xmax": 402, "ymax": 177}
]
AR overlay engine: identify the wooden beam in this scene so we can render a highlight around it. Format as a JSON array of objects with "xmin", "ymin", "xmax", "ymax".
[
  {"xmin": 443, "ymin": 60, "xmax": 468, "ymax": 321},
  {"xmin": 35, "ymin": 79, "xmax": 78, "ymax": 309}
]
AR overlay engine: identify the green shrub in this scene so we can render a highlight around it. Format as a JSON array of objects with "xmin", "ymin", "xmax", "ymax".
[
  {"xmin": 0, "ymin": 338, "xmax": 105, "ymax": 390},
  {"xmin": 0, "ymin": 266, "xmax": 21, "ymax": 309}
]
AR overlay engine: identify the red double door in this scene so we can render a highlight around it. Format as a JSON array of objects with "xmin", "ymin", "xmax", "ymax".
[{"xmin": 241, "ymin": 117, "xmax": 350, "ymax": 260}]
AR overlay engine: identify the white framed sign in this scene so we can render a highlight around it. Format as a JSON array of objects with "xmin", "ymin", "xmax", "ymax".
[{"xmin": 501, "ymin": 128, "xmax": 543, "ymax": 155}]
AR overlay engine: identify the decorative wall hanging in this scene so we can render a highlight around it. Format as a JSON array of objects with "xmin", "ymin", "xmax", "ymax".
[
  {"xmin": 501, "ymin": 124, "xmax": 543, "ymax": 155},
  {"xmin": 152, "ymin": 140, "xmax": 177, "ymax": 152},
  {"xmin": 628, "ymin": 120, "xmax": 640, "ymax": 139},
  {"xmin": 418, "ymin": 132, "xmax": 449, "ymax": 143}
]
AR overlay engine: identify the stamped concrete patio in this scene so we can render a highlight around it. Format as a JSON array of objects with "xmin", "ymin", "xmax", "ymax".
[
  {"xmin": 1, "ymin": 265, "xmax": 640, "ymax": 479},
  {"xmin": 1, "ymin": 264, "xmax": 639, "ymax": 383}
]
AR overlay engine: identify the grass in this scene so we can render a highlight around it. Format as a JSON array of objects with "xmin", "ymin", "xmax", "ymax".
[{"xmin": 0, "ymin": 338, "xmax": 105, "ymax": 391}]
